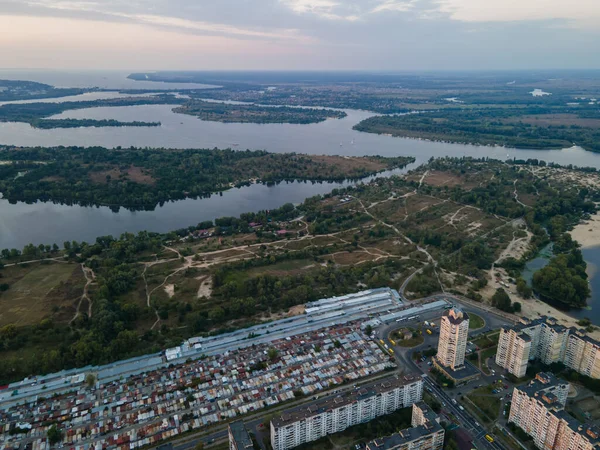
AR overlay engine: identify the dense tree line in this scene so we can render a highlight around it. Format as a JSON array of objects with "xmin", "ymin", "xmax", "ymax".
[
  {"xmin": 0, "ymin": 94, "xmax": 184, "ymax": 128},
  {"xmin": 173, "ymin": 100, "xmax": 347, "ymax": 124},
  {"xmin": 354, "ymin": 107, "xmax": 600, "ymax": 152},
  {"xmin": 0, "ymin": 146, "xmax": 413, "ymax": 209}
]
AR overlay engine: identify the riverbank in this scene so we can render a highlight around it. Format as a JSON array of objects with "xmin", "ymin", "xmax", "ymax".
[
  {"xmin": 518, "ymin": 297, "xmax": 600, "ymax": 340},
  {"xmin": 571, "ymin": 213, "xmax": 600, "ymax": 249}
]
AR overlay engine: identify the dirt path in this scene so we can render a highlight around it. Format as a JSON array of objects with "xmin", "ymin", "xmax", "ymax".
[
  {"xmin": 513, "ymin": 180, "xmax": 530, "ymax": 208},
  {"xmin": 70, "ymin": 263, "xmax": 96, "ymax": 324}
]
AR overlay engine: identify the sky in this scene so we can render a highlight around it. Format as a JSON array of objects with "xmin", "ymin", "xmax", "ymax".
[{"xmin": 0, "ymin": 0, "xmax": 598, "ymax": 71}]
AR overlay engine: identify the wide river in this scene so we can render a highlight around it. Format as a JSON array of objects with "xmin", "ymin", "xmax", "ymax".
[{"xmin": 2, "ymin": 71, "xmax": 600, "ymax": 320}]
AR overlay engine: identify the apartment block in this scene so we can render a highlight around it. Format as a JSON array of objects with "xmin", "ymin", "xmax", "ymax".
[
  {"xmin": 496, "ymin": 316, "xmax": 600, "ymax": 379},
  {"xmin": 365, "ymin": 402, "xmax": 444, "ymax": 450},
  {"xmin": 496, "ymin": 328, "xmax": 532, "ymax": 378},
  {"xmin": 270, "ymin": 376, "xmax": 423, "ymax": 450},
  {"xmin": 509, "ymin": 372, "xmax": 599, "ymax": 450},
  {"xmin": 229, "ymin": 421, "xmax": 254, "ymax": 450},
  {"xmin": 436, "ymin": 307, "xmax": 469, "ymax": 370}
]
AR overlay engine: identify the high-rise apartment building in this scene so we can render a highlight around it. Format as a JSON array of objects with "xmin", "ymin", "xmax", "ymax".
[
  {"xmin": 508, "ymin": 372, "xmax": 599, "ymax": 450},
  {"xmin": 365, "ymin": 402, "xmax": 444, "ymax": 450},
  {"xmin": 496, "ymin": 317, "xmax": 600, "ymax": 379},
  {"xmin": 436, "ymin": 307, "xmax": 469, "ymax": 370},
  {"xmin": 270, "ymin": 376, "xmax": 423, "ymax": 450}
]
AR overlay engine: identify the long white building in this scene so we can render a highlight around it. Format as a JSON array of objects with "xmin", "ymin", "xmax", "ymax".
[
  {"xmin": 496, "ymin": 317, "xmax": 600, "ymax": 379},
  {"xmin": 270, "ymin": 376, "xmax": 423, "ymax": 450},
  {"xmin": 436, "ymin": 307, "xmax": 469, "ymax": 370},
  {"xmin": 509, "ymin": 372, "xmax": 600, "ymax": 450}
]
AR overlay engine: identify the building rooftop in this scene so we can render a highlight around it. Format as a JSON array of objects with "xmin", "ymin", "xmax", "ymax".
[
  {"xmin": 229, "ymin": 421, "xmax": 253, "ymax": 450},
  {"xmin": 366, "ymin": 402, "xmax": 443, "ymax": 450},
  {"xmin": 271, "ymin": 375, "xmax": 422, "ymax": 428},
  {"xmin": 509, "ymin": 316, "xmax": 600, "ymax": 348},
  {"xmin": 516, "ymin": 372, "xmax": 569, "ymax": 406},
  {"xmin": 443, "ymin": 307, "xmax": 469, "ymax": 325}
]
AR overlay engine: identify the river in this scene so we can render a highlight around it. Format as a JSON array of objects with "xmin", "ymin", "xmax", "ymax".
[{"xmin": 2, "ymin": 71, "xmax": 600, "ymax": 313}]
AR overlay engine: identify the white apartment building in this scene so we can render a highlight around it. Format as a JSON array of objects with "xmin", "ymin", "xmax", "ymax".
[
  {"xmin": 496, "ymin": 328, "xmax": 532, "ymax": 378},
  {"xmin": 508, "ymin": 373, "xmax": 599, "ymax": 450},
  {"xmin": 365, "ymin": 402, "xmax": 444, "ymax": 450},
  {"xmin": 270, "ymin": 376, "xmax": 423, "ymax": 450},
  {"xmin": 436, "ymin": 307, "xmax": 469, "ymax": 370},
  {"xmin": 496, "ymin": 317, "xmax": 600, "ymax": 379}
]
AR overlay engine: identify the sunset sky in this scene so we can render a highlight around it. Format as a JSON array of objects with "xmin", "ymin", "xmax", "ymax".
[{"xmin": 0, "ymin": 0, "xmax": 598, "ymax": 70}]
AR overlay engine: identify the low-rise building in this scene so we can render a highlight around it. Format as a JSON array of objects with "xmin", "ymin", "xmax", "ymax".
[
  {"xmin": 496, "ymin": 316, "xmax": 600, "ymax": 379},
  {"xmin": 365, "ymin": 402, "xmax": 444, "ymax": 450},
  {"xmin": 229, "ymin": 421, "xmax": 254, "ymax": 450},
  {"xmin": 270, "ymin": 376, "xmax": 423, "ymax": 450},
  {"xmin": 508, "ymin": 372, "xmax": 600, "ymax": 450}
]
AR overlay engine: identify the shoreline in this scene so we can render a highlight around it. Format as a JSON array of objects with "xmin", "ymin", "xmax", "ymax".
[{"xmin": 571, "ymin": 212, "xmax": 600, "ymax": 249}]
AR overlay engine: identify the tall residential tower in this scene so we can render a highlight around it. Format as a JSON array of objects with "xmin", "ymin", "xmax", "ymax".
[{"xmin": 436, "ymin": 307, "xmax": 469, "ymax": 370}]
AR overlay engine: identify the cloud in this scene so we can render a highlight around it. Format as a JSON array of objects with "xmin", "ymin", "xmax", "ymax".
[
  {"xmin": 279, "ymin": 0, "xmax": 418, "ymax": 20},
  {"xmin": 22, "ymin": 0, "xmax": 312, "ymax": 41},
  {"xmin": 435, "ymin": 0, "xmax": 600, "ymax": 28},
  {"xmin": 370, "ymin": 0, "xmax": 416, "ymax": 14}
]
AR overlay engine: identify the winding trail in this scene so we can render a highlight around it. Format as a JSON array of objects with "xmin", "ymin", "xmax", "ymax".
[{"xmin": 70, "ymin": 263, "xmax": 96, "ymax": 324}]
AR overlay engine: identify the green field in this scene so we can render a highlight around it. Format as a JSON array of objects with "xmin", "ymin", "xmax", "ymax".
[
  {"xmin": 469, "ymin": 313, "xmax": 485, "ymax": 330},
  {"xmin": 465, "ymin": 385, "xmax": 501, "ymax": 423},
  {"xmin": 0, "ymin": 262, "xmax": 82, "ymax": 326}
]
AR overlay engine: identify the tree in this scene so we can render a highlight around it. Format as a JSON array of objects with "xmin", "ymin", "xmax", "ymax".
[
  {"xmin": 267, "ymin": 347, "xmax": 279, "ymax": 361},
  {"xmin": 513, "ymin": 302, "xmax": 522, "ymax": 313},
  {"xmin": 491, "ymin": 288, "xmax": 512, "ymax": 312},
  {"xmin": 516, "ymin": 278, "xmax": 532, "ymax": 299},
  {"xmin": 85, "ymin": 373, "xmax": 97, "ymax": 388},
  {"xmin": 47, "ymin": 424, "xmax": 63, "ymax": 445},
  {"xmin": 365, "ymin": 325, "xmax": 373, "ymax": 336}
]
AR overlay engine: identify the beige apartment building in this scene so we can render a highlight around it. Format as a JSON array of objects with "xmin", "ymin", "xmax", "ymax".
[
  {"xmin": 496, "ymin": 317, "xmax": 600, "ymax": 379},
  {"xmin": 365, "ymin": 402, "xmax": 444, "ymax": 450},
  {"xmin": 508, "ymin": 373, "xmax": 599, "ymax": 450},
  {"xmin": 436, "ymin": 307, "xmax": 469, "ymax": 370}
]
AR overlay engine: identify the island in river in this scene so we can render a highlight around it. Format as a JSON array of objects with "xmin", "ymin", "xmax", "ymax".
[
  {"xmin": 173, "ymin": 100, "xmax": 347, "ymax": 124},
  {"xmin": 0, "ymin": 145, "xmax": 414, "ymax": 209}
]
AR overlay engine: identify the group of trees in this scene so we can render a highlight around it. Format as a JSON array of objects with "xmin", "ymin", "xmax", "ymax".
[
  {"xmin": 353, "ymin": 105, "xmax": 600, "ymax": 153},
  {"xmin": 0, "ymin": 146, "xmax": 412, "ymax": 209},
  {"xmin": 173, "ymin": 100, "xmax": 347, "ymax": 124}
]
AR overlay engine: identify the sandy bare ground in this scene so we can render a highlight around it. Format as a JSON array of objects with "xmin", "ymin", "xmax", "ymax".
[
  {"xmin": 196, "ymin": 275, "xmax": 212, "ymax": 299},
  {"xmin": 518, "ymin": 297, "xmax": 600, "ymax": 340},
  {"xmin": 571, "ymin": 212, "xmax": 600, "ymax": 249},
  {"xmin": 164, "ymin": 284, "xmax": 175, "ymax": 298}
]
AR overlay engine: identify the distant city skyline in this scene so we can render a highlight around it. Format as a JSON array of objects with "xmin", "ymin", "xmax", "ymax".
[{"xmin": 0, "ymin": 0, "xmax": 598, "ymax": 70}]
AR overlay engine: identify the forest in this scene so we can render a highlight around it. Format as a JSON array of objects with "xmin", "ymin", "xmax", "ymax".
[
  {"xmin": 0, "ymin": 94, "xmax": 184, "ymax": 128},
  {"xmin": 0, "ymin": 146, "xmax": 413, "ymax": 209},
  {"xmin": 0, "ymin": 79, "xmax": 88, "ymax": 101},
  {"xmin": 173, "ymin": 100, "xmax": 347, "ymax": 124},
  {"xmin": 353, "ymin": 107, "xmax": 600, "ymax": 152}
]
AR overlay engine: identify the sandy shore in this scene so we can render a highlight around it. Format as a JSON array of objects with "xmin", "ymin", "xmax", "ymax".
[
  {"xmin": 517, "ymin": 297, "xmax": 600, "ymax": 340},
  {"xmin": 571, "ymin": 213, "xmax": 600, "ymax": 249}
]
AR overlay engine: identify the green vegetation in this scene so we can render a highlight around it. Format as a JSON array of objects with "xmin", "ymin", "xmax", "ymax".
[
  {"xmin": 0, "ymin": 79, "xmax": 87, "ymax": 102},
  {"xmin": 0, "ymin": 146, "xmax": 413, "ymax": 209},
  {"xmin": 173, "ymin": 100, "xmax": 347, "ymax": 124},
  {"xmin": 468, "ymin": 313, "xmax": 485, "ymax": 330},
  {"xmin": 34, "ymin": 119, "xmax": 160, "ymax": 129},
  {"xmin": 0, "ymin": 157, "xmax": 597, "ymax": 383},
  {"xmin": 0, "ymin": 94, "xmax": 184, "ymax": 128},
  {"xmin": 465, "ymin": 385, "xmax": 501, "ymax": 423},
  {"xmin": 354, "ymin": 108, "xmax": 600, "ymax": 152},
  {"xmin": 532, "ymin": 241, "xmax": 590, "ymax": 308}
]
